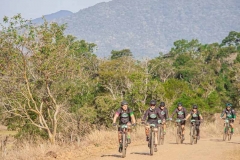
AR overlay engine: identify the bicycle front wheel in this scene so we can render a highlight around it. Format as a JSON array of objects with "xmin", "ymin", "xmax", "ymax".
[
  {"xmin": 190, "ymin": 126, "xmax": 194, "ymax": 145},
  {"xmin": 150, "ymin": 130, "xmax": 154, "ymax": 155},
  {"xmin": 176, "ymin": 125, "xmax": 181, "ymax": 144},
  {"xmin": 223, "ymin": 126, "xmax": 227, "ymax": 141},
  {"xmin": 228, "ymin": 127, "xmax": 232, "ymax": 141},
  {"xmin": 122, "ymin": 134, "xmax": 126, "ymax": 158}
]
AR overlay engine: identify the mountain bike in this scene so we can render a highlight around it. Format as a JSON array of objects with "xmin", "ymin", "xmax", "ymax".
[
  {"xmin": 175, "ymin": 119, "xmax": 185, "ymax": 144},
  {"xmin": 157, "ymin": 119, "xmax": 169, "ymax": 145},
  {"xmin": 190, "ymin": 119, "xmax": 201, "ymax": 145},
  {"xmin": 222, "ymin": 118, "xmax": 234, "ymax": 141},
  {"xmin": 148, "ymin": 123, "xmax": 158, "ymax": 156},
  {"xmin": 118, "ymin": 124, "xmax": 129, "ymax": 158}
]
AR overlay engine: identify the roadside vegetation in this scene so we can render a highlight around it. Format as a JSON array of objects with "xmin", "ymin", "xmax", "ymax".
[{"xmin": 0, "ymin": 15, "xmax": 240, "ymax": 159}]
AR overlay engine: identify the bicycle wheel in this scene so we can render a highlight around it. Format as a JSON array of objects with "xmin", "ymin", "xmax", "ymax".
[
  {"xmin": 223, "ymin": 126, "xmax": 227, "ymax": 141},
  {"xmin": 228, "ymin": 127, "xmax": 232, "ymax": 141},
  {"xmin": 176, "ymin": 125, "xmax": 181, "ymax": 144},
  {"xmin": 160, "ymin": 126, "xmax": 164, "ymax": 145},
  {"xmin": 190, "ymin": 125, "xmax": 194, "ymax": 145},
  {"xmin": 150, "ymin": 129, "xmax": 154, "ymax": 156},
  {"xmin": 194, "ymin": 127, "xmax": 198, "ymax": 144},
  {"xmin": 122, "ymin": 133, "xmax": 126, "ymax": 158},
  {"xmin": 158, "ymin": 126, "xmax": 161, "ymax": 145}
]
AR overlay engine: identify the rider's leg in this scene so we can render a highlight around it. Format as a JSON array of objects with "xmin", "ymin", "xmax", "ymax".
[
  {"xmin": 145, "ymin": 124, "xmax": 150, "ymax": 141},
  {"xmin": 230, "ymin": 123, "xmax": 234, "ymax": 133},
  {"xmin": 118, "ymin": 131, "xmax": 122, "ymax": 143},
  {"xmin": 196, "ymin": 124, "xmax": 200, "ymax": 139},
  {"xmin": 163, "ymin": 120, "xmax": 166, "ymax": 134},
  {"xmin": 181, "ymin": 124, "xmax": 185, "ymax": 140},
  {"xmin": 154, "ymin": 127, "xmax": 158, "ymax": 145},
  {"xmin": 127, "ymin": 122, "xmax": 132, "ymax": 144},
  {"xmin": 154, "ymin": 127, "xmax": 158, "ymax": 151}
]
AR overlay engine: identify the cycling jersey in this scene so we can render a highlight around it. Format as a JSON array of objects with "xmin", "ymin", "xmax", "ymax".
[
  {"xmin": 142, "ymin": 108, "xmax": 161, "ymax": 125},
  {"xmin": 171, "ymin": 107, "xmax": 187, "ymax": 119},
  {"xmin": 116, "ymin": 108, "xmax": 134, "ymax": 124},
  {"xmin": 221, "ymin": 108, "xmax": 236, "ymax": 119},
  {"xmin": 158, "ymin": 107, "xmax": 169, "ymax": 120}
]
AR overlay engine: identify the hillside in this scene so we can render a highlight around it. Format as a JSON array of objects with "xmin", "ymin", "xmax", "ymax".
[
  {"xmin": 57, "ymin": 0, "xmax": 240, "ymax": 58},
  {"xmin": 32, "ymin": 10, "xmax": 73, "ymax": 24}
]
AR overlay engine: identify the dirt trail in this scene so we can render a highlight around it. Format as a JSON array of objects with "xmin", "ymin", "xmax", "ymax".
[{"xmin": 85, "ymin": 134, "xmax": 240, "ymax": 160}]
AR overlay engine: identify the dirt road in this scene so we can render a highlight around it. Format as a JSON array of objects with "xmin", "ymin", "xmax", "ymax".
[{"xmin": 85, "ymin": 134, "xmax": 240, "ymax": 160}]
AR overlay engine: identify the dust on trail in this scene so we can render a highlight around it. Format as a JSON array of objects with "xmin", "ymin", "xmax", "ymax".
[{"xmin": 85, "ymin": 134, "xmax": 240, "ymax": 160}]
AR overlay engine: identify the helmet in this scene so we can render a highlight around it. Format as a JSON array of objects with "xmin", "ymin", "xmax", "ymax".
[
  {"xmin": 150, "ymin": 100, "xmax": 156, "ymax": 105},
  {"xmin": 177, "ymin": 102, "xmax": 182, "ymax": 106},
  {"xmin": 121, "ymin": 100, "xmax": 128, "ymax": 106},
  {"xmin": 192, "ymin": 105, "xmax": 198, "ymax": 109},
  {"xmin": 160, "ymin": 102, "xmax": 165, "ymax": 107},
  {"xmin": 226, "ymin": 103, "xmax": 232, "ymax": 107}
]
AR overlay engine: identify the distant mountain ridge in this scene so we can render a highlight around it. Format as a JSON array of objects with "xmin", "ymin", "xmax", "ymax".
[
  {"xmin": 55, "ymin": 0, "xmax": 240, "ymax": 58},
  {"xmin": 32, "ymin": 10, "xmax": 73, "ymax": 24}
]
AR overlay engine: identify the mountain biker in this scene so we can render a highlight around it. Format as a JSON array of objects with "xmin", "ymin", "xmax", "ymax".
[
  {"xmin": 220, "ymin": 103, "xmax": 236, "ymax": 134},
  {"xmin": 141, "ymin": 100, "xmax": 161, "ymax": 152},
  {"xmin": 170, "ymin": 102, "xmax": 187, "ymax": 141},
  {"xmin": 113, "ymin": 100, "xmax": 136, "ymax": 152},
  {"xmin": 158, "ymin": 102, "xmax": 169, "ymax": 135},
  {"xmin": 185, "ymin": 105, "xmax": 203, "ymax": 140}
]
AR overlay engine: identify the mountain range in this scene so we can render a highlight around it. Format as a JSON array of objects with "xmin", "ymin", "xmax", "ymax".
[
  {"xmin": 38, "ymin": 0, "xmax": 240, "ymax": 58},
  {"xmin": 31, "ymin": 10, "xmax": 73, "ymax": 24}
]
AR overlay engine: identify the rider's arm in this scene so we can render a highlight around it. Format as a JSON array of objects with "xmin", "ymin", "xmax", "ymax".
[
  {"xmin": 220, "ymin": 109, "xmax": 225, "ymax": 118},
  {"xmin": 165, "ymin": 108, "xmax": 169, "ymax": 119},
  {"xmin": 141, "ymin": 110, "xmax": 148, "ymax": 122},
  {"xmin": 199, "ymin": 114, "xmax": 203, "ymax": 120},
  {"xmin": 185, "ymin": 114, "xmax": 191, "ymax": 120},
  {"xmin": 232, "ymin": 109, "xmax": 236, "ymax": 120},
  {"xmin": 129, "ymin": 109, "xmax": 136, "ymax": 123},
  {"xmin": 170, "ymin": 109, "xmax": 177, "ymax": 119},
  {"xmin": 113, "ymin": 110, "xmax": 120, "ymax": 123}
]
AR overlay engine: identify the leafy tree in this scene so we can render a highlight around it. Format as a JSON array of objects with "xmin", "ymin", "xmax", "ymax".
[{"xmin": 110, "ymin": 49, "xmax": 133, "ymax": 60}]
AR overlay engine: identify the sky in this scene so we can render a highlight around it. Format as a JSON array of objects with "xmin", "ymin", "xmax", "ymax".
[{"xmin": 0, "ymin": 0, "xmax": 112, "ymax": 21}]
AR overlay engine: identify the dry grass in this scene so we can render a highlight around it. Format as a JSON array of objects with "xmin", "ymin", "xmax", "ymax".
[{"xmin": 1, "ymin": 118, "xmax": 240, "ymax": 160}]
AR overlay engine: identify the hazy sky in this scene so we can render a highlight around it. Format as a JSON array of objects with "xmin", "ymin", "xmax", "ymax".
[{"xmin": 0, "ymin": 0, "xmax": 112, "ymax": 21}]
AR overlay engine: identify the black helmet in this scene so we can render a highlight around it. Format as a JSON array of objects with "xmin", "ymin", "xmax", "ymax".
[
  {"xmin": 177, "ymin": 102, "xmax": 182, "ymax": 106},
  {"xmin": 121, "ymin": 100, "xmax": 128, "ymax": 106},
  {"xmin": 150, "ymin": 100, "xmax": 156, "ymax": 105},
  {"xmin": 160, "ymin": 102, "xmax": 165, "ymax": 107},
  {"xmin": 192, "ymin": 105, "xmax": 198, "ymax": 109}
]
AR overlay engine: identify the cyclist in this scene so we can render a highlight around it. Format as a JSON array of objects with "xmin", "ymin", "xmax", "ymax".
[
  {"xmin": 170, "ymin": 102, "xmax": 187, "ymax": 141},
  {"xmin": 141, "ymin": 100, "xmax": 161, "ymax": 152},
  {"xmin": 158, "ymin": 102, "xmax": 169, "ymax": 135},
  {"xmin": 113, "ymin": 100, "xmax": 136, "ymax": 152},
  {"xmin": 185, "ymin": 105, "xmax": 203, "ymax": 140},
  {"xmin": 220, "ymin": 103, "xmax": 236, "ymax": 134}
]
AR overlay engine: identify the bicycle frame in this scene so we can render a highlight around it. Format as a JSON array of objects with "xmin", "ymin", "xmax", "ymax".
[
  {"xmin": 119, "ymin": 124, "xmax": 128, "ymax": 158},
  {"xmin": 149, "ymin": 124, "xmax": 157, "ymax": 156},
  {"xmin": 223, "ymin": 118, "xmax": 233, "ymax": 141},
  {"xmin": 157, "ymin": 119, "xmax": 165, "ymax": 145},
  {"xmin": 175, "ymin": 119, "xmax": 184, "ymax": 144},
  {"xmin": 190, "ymin": 119, "xmax": 200, "ymax": 145}
]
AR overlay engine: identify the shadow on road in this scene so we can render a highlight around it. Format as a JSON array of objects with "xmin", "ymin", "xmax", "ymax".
[
  {"xmin": 227, "ymin": 141, "xmax": 240, "ymax": 144},
  {"xmin": 101, "ymin": 154, "xmax": 122, "ymax": 158},
  {"xmin": 130, "ymin": 152, "xmax": 150, "ymax": 156},
  {"xmin": 209, "ymin": 139, "xmax": 224, "ymax": 142}
]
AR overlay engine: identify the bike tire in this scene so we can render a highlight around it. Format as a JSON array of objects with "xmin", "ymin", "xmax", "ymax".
[
  {"xmin": 190, "ymin": 126, "xmax": 194, "ymax": 145},
  {"xmin": 194, "ymin": 128, "xmax": 198, "ymax": 144},
  {"xmin": 223, "ymin": 126, "xmax": 227, "ymax": 141},
  {"xmin": 161, "ymin": 127, "xmax": 164, "ymax": 145},
  {"xmin": 176, "ymin": 126, "xmax": 181, "ymax": 144},
  {"xmin": 122, "ymin": 134, "xmax": 126, "ymax": 158},
  {"xmin": 158, "ymin": 126, "xmax": 161, "ymax": 145},
  {"xmin": 150, "ymin": 130, "xmax": 154, "ymax": 156},
  {"xmin": 228, "ymin": 128, "xmax": 232, "ymax": 141}
]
